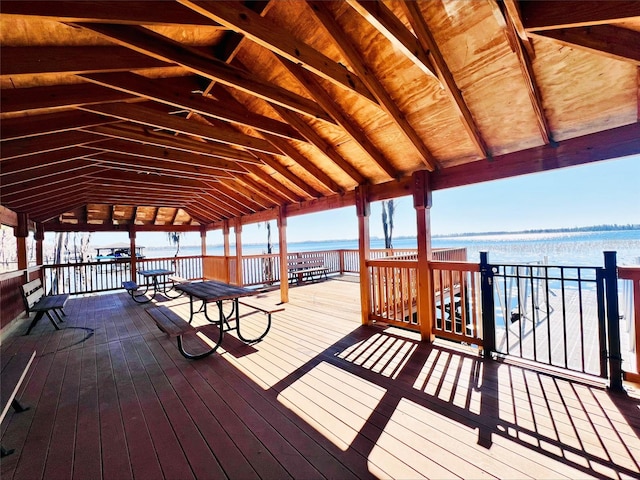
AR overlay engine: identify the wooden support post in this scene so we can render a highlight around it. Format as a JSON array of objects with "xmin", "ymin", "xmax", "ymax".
[
  {"xmin": 200, "ymin": 226, "xmax": 207, "ymax": 256},
  {"xmin": 129, "ymin": 226, "xmax": 137, "ymax": 282},
  {"xmin": 35, "ymin": 223, "xmax": 45, "ymax": 266},
  {"xmin": 278, "ymin": 206, "xmax": 289, "ymax": 304},
  {"xmin": 235, "ymin": 220, "xmax": 243, "ymax": 286},
  {"xmin": 222, "ymin": 220, "xmax": 231, "ymax": 283},
  {"xmin": 356, "ymin": 185, "xmax": 371, "ymax": 326},
  {"xmin": 413, "ymin": 171, "xmax": 435, "ymax": 342},
  {"xmin": 15, "ymin": 213, "xmax": 29, "ymax": 272}
]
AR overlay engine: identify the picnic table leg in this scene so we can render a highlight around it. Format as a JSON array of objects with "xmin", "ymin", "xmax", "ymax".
[
  {"xmin": 1, "ymin": 399, "xmax": 31, "ymax": 456},
  {"xmin": 234, "ymin": 300, "xmax": 272, "ymax": 343}
]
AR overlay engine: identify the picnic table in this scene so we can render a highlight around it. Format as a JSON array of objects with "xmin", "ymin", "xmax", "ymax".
[
  {"xmin": 147, "ymin": 280, "xmax": 282, "ymax": 359},
  {"xmin": 123, "ymin": 268, "xmax": 175, "ymax": 303}
]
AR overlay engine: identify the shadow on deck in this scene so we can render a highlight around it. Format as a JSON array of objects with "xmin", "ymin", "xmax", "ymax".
[{"xmin": 1, "ymin": 277, "xmax": 639, "ymax": 479}]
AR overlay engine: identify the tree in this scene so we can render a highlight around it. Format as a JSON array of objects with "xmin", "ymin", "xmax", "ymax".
[
  {"xmin": 167, "ymin": 232, "xmax": 183, "ymax": 257},
  {"xmin": 381, "ymin": 199, "xmax": 395, "ymax": 249}
]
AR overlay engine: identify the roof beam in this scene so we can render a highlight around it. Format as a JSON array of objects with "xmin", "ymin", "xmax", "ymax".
[
  {"xmin": 309, "ymin": 1, "xmax": 437, "ymax": 171},
  {"xmin": 1, "ymin": 111, "xmax": 119, "ymax": 141},
  {"xmin": 83, "ymin": 123, "xmax": 262, "ymax": 164},
  {"xmin": 89, "ymin": 170, "xmax": 210, "ymax": 189},
  {"xmin": 1, "ymin": 159, "xmax": 96, "ymax": 188},
  {"xmin": 432, "ymin": 122, "xmax": 640, "ymax": 190},
  {"xmin": 531, "ymin": 25, "xmax": 640, "ymax": 65},
  {"xmin": 1, "ymin": 131, "xmax": 107, "ymax": 161},
  {"xmin": 83, "ymin": 138, "xmax": 251, "ymax": 173},
  {"xmin": 90, "ymin": 153, "xmax": 236, "ymax": 180},
  {"xmin": 78, "ymin": 101, "xmax": 282, "ymax": 155},
  {"xmin": 0, "ymin": 46, "xmax": 171, "ymax": 77},
  {"xmin": 0, "ymin": 83, "xmax": 134, "ymax": 116},
  {"xmin": 177, "ymin": 0, "xmax": 378, "ymax": 105},
  {"xmin": 0, "ymin": 1, "xmax": 220, "ymax": 25},
  {"xmin": 399, "ymin": 0, "xmax": 492, "ymax": 158},
  {"xmin": 343, "ymin": 0, "xmax": 437, "ymax": 80},
  {"xmin": 278, "ymin": 59, "xmax": 399, "ymax": 179},
  {"xmin": 79, "ymin": 72, "xmax": 305, "ymax": 141},
  {"xmin": 490, "ymin": 0, "xmax": 553, "ymax": 144},
  {"xmin": 1, "ymin": 147, "xmax": 98, "ymax": 175},
  {"xmin": 1, "ymin": 166, "xmax": 108, "ymax": 197},
  {"xmin": 76, "ymin": 23, "xmax": 334, "ymax": 123},
  {"xmin": 520, "ymin": 1, "xmax": 640, "ymax": 31}
]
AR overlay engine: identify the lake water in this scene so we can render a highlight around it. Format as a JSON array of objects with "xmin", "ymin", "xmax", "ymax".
[{"xmin": 145, "ymin": 229, "xmax": 640, "ymax": 267}]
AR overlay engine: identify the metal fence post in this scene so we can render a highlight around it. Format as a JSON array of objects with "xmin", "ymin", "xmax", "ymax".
[
  {"xmin": 480, "ymin": 252, "xmax": 496, "ymax": 357},
  {"xmin": 603, "ymin": 251, "xmax": 623, "ymax": 391}
]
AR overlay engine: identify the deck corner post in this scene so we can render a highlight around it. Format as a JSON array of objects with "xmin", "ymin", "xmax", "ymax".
[
  {"xmin": 413, "ymin": 171, "xmax": 435, "ymax": 342},
  {"xmin": 603, "ymin": 251, "xmax": 623, "ymax": 391},
  {"xmin": 129, "ymin": 226, "xmax": 137, "ymax": 282},
  {"xmin": 234, "ymin": 219, "xmax": 243, "ymax": 286},
  {"xmin": 356, "ymin": 184, "xmax": 371, "ymax": 326},
  {"xmin": 480, "ymin": 251, "xmax": 496, "ymax": 357},
  {"xmin": 277, "ymin": 206, "xmax": 289, "ymax": 303}
]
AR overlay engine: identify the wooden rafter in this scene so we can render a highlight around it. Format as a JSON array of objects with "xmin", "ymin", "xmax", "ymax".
[
  {"xmin": 0, "ymin": 1, "xmax": 220, "ymax": 25},
  {"xmin": 1, "ymin": 46, "xmax": 171, "ymax": 77},
  {"xmin": 75, "ymin": 23, "xmax": 334, "ymax": 122},
  {"xmin": 399, "ymin": 0, "xmax": 492, "ymax": 157},
  {"xmin": 1, "ymin": 111, "xmax": 118, "ymax": 141},
  {"xmin": 79, "ymin": 72, "xmax": 305, "ymax": 141},
  {"xmin": 520, "ymin": 1, "xmax": 640, "ymax": 31},
  {"xmin": 309, "ymin": 1, "xmax": 438, "ymax": 171},
  {"xmin": 1, "ymin": 131, "xmax": 107, "ymax": 160},
  {"xmin": 83, "ymin": 138, "xmax": 252, "ymax": 173},
  {"xmin": 77, "ymin": 101, "xmax": 282, "ymax": 155},
  {"xmin": 490, "ymin": 0, "xmax": 553, "ymax": 144},
  {"xmin": 177, "ymin": 0, "xmax": 378, "ymax": 105},
  {"xmin": 82, "ymin": 123, "xmax": 262, "ymax": 164},
  {"xmin": 278, "ymin": 59, "xmax": 399, "ymax": 179},
  {"xmin": 0, "ymin": 83, "xmax": 135, "ymax": 117},
  {"xmin": 530, "ymin": 25, "xmax": 640, "ymax": 65}
]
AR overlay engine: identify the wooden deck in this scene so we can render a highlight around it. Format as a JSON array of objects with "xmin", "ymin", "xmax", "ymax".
[{"xmin": 1, "ymin": 276, "xmax": 639, "ymax": 479}]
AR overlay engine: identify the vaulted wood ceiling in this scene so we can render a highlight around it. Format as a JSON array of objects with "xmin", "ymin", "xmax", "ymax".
[{"xmin": 1, "ymin": 1, "xmax": 639, "ymax": 230}]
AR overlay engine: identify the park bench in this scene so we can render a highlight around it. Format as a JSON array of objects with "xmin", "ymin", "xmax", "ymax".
[
  {"xmin": 20, "ymin": 279, "xmax": 69, "ymax": 335},
  {"xmin": 1, "ymin": 350, "xmax": 36, "ymax": 457},
  {"xmin": 287, "ymin": 255, "xmax": 329, "ymax": 284}
]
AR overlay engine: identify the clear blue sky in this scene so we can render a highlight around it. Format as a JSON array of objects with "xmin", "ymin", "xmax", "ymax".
[{"xmin": 80, "ymin": 154, "xmax": 640, "ymax": 248}]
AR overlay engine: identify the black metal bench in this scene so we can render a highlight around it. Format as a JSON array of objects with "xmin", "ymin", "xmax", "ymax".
[
  {"xmin": 20, "ymin": 279, "xmax": 69, "ymax": 335},
  {"xmin": 1, "ymin": 350, "xmax": 36, "ymax": 457},
  {"xmin": 287, "ymin": 256, "xmax": 329, "ymax": 284}
]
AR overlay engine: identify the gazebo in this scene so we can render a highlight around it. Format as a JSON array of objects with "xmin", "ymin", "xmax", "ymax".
[{"xmin": 1, "ymin": 2, "xmax": 639, "ymax": 478}]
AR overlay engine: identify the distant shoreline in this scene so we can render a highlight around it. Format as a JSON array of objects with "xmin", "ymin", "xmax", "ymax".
[
  {"xmin": 145, "ymin": 225, "xmax": 640, "ymax": 250},
  {"xmin": 430, "ymin": 224, "xmax": 640, "ymax": 239}
]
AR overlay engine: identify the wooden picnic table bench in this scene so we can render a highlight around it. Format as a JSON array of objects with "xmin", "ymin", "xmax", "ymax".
[
  {"xmin": 287, "ymin": 255, "xmax": 329, "ymax": 284},
  {"xmin": 1, "ymin": 350, "xmax": 36, "ymax": 457},
  {"xmin": 20, "ymin": 279, "xmax": 69, "ymax": 335}
]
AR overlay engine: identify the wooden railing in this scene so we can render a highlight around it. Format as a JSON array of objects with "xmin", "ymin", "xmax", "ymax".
[
  {"xmin": 365, "ymin": 249, "xmax": 483, "ymax": 347},
  {"xmin": 430, "ymin": 261, "xmax": 482, "ymax": 346},
  {"xmin": 368, "ymin": 259, "xmax": 419, "ymax": 330},
  {"xmin": 137, "ymin": 256, "xmax": 202, "ymax": 281},
  {"xmin": 619, "ymin": 265, "xmax": 640, "ymax": 381}
]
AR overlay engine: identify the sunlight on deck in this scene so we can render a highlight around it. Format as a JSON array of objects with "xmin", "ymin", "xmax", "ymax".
[{"xmin": 277, "ymin": 361, "xmax": 386, "ymax": 451}]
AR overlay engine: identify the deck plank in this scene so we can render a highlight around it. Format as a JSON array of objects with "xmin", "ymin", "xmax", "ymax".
[{"xmin": 1, "ymin": 277, "xmax": 639, "ymax": 480}]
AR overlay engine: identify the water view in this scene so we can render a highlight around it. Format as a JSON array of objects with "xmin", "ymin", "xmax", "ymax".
[{"xmin": 144, "ymin": 228, "xmax": 640, "ymax": 267}]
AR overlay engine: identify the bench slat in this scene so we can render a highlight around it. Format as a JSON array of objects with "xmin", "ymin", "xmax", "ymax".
[
  {"xmin": 31, "ymin": 294, "xmax": 68, "ymax": 312},
  {"xmin": 146, "ymin": 306, "xmax": 195, "ymax": 337}
]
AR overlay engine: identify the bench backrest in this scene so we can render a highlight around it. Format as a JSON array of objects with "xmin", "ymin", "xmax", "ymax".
[
  {"xmin": 288, "ymin": 256, "xmax": 324, "ymax": 269},
  {"xmin": 21, "ymin": 278, "xmax": 45, "ymax": 311}
]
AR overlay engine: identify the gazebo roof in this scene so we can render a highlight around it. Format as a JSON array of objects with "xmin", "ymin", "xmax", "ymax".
[{"xmin": 1, "ymin": 1, "xmax": 639, "ymax": 230}]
